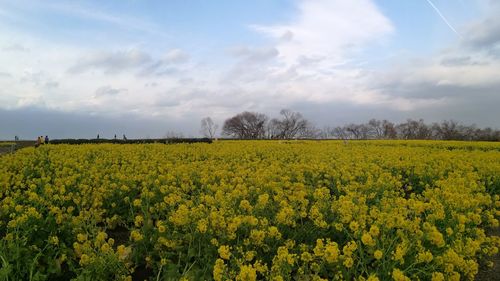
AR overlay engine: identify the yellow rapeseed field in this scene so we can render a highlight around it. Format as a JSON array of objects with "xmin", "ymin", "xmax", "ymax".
[{"xmin": 0, "ymin": 140, "xmax": 499, "ymax": 280}]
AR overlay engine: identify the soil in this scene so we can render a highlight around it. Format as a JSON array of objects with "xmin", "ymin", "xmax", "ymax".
[
  {"xmin": 0, "ymin": 140, "xmax": 36, "ymax": 156},
  {"xmin": 476, "ymin": 227, "xmax": 500, "ymax": 281},
  {"xmin": 107, "ymin": 225, "xmax": 130, "ymax": 246},
  {"xmin": 132, "ymin": 265, "xmax": 154, "ymax": 281}
]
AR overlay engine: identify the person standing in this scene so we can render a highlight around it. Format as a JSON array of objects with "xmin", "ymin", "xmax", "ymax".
[{"xmin": 45, "ymin": 136, "xmax": 49, "ymax": 144}]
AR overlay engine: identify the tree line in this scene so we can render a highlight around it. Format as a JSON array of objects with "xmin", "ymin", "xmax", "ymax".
[{"xmin": 200, "ymin": 110, "xmax": 499, "ymax": 141}]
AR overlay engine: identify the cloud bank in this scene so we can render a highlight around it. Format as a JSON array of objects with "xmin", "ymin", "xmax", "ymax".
[{"xmin": 0, "ymin": 0, "xmax": 499, "ymax": 139}]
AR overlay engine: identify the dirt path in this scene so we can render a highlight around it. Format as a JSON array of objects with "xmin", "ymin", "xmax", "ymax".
[
  {"xmin": 0, "ymin": 147, "xmax": 13, "ymax": 156},
  {"xmin": 476, "ymin": 227, "xmax": 500, "ymax": 281},
  {"xmin": 0, "ymin": 141, "xmax": 35, "ymax": 156}
]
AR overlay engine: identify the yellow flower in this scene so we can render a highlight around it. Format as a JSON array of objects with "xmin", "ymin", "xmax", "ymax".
[
  {"xmin": 392, "ymin": 268, "xmax": 410, "ymax": 281},
  {"xmin": 79, "ymin": 254, "xmax": 91, "ymax": 266},
  {"xmin": 268, "ymin": 226, "xmax": 282, "ymax": 239},
  {"xmin": 133, "ymin": 199, "xmax": 142, "ymax": 207},
  {"xmin": 237, "ymin": 265, "xmax": 257, "ymax": 281},
  {"xmin": 416, "ymin": 251, "xmax": 433, "ymax": 263},
  {"xmin": 431, "ymin": 272, "xmax": 445, "ymax": 281},
  {"xmin": 130, "ymin": 230, "xmax": 143, "ymax": 241},
  {"xmin": 197, "ymin": 219, "xmax": 208, "ymax": 233},
  {"xmin": 134, "ymin": 215, "xmax": 144, "ymax": 227},
  {"xmin": 343, "ymin": 257, "xmax": 354, "ymax": 268},
  {"xmin": 77, "ymin": 233, "xmax": 87, "ymax": 242},
  {"xmin": 369, "ymin": 225, "xmax": 380, "ymax": 237},
  {"xmin": 100, "ymin": 243, "xmax": 111, "ymax": 253},
  {"xmin": 117, "ymin": 245, "xmax": 131, "ymax": 261},
  {"xmin": 374, "ymin": 250, "xmax": 383, "ymax": 260},
  {"xmin": 158, "ymin": 225, "xmax": 166, "ymax": 233},
  {"xmin": 239, "ymin": 200, "xmax": 253, "ymax": 213},
  {"xmin": 301, "ymin": 251, "xmax": 313, "ymax": 262},
  {"xmin": 428, "ymin": 229, "xmax": 445, "ymax": 248},
  {"xmin": 393, "ymin": 244, "xmax": 406, "ymax": 263},
  {"xmin": 314, "ymin": 239, "xmax": 325, "ymax": 257},
  {"xmin": 96, "ymin": 231, "xmax": 107, "ymax": 244},
  {"xmin": 361, "ymin": 233, "xmax": 376, "ymax": 247},
  {"xmin": 213, "ymin": 259, "xmax": 226, "ymax": 281},
  {"xmin": 218, "ymin": 245, "xmax": 231, "ymax": 260},
  {"xmin": 49, "ymin": 235, "xmax": 59, "ymax": 245},
  {"xmin": 250, "ymin": 229, "xmax": 266, "ymax": 246},
  {"xmin": 323, "ymin": 242, "xmax": 339, "ymax": 263},
  {"xmin": 349, "ymin": 221, "xmax": 359, "ymax": 232},
  {"xmin": 245, "ymin": 251, "xmax": 256, "ymax": 262}
]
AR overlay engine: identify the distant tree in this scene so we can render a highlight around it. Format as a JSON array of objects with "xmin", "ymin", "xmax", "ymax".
[
  {"xmin": 200, "ymin": 117, "xmax": 218, "ymax": 139},
  {"xmin": 331, "ymin": 126, "xmax": 349, "ymax": 140},
  {"xmin": 222, "ymin": 111, "xmax": 268, "ymax": 139},
  {"xmin": 368, "ymin": 119, "xmax": 384, "ymax": 139},
  {"xmin": 165, "ymin": 131, "xmax": 184, "ymax": 139},
  {"xmin": 396, "ymin": 119, "xmax": 431, "ymax": 140},
  {"xmin": 432, "ymin": 120, "xmax": 462, "ymax": 140},
  {"xmin": 324, "ymin": 118, "xmax": 497, "ymax": 141},
  {"xmin": 476, "ymin": 127, "xmax": 494, "ymax": 141},
  {"xmin": 345, "ymin": 124, "xmax": 367, "ymax": 139},
  {"xmin": 300, "ymin": 125, "xmax": 322, "ymax": 139},
  {"xmin": 266, "ymin": 119, "xmax": 281, "ymax": 139},
  {"xmin": 270, "ymin": 109, "xmax": 310, "ymax": 139},
  {"xmin": 458, "ymin": 124, "xmax": 477, "ymax": 141},
  {"xmin": 318, "ymin": 126, "xmax": 333, "ymax": 139},
  {"xmin": 366, "ymin": 119, "xmax": 397, "ymax": 139},
  {"xmin": 381, "ymin": 120, "xmax": 398, "ymax": 139}
]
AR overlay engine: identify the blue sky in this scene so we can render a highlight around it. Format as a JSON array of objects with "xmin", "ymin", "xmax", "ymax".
[{"xmin": 0, "ymin": 0, "xmax": 499, "ymax": 138}]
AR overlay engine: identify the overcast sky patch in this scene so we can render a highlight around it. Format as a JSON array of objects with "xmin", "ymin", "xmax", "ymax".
[{"xmin": 0, "ymin": 0, "xmax": 499, "ymax": 139}]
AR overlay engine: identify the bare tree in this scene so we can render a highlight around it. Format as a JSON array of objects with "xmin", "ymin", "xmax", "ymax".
[
  {"xmin": 325, "ymin": 118, "xmax": 498, "ymax": 141},
  {"xmin": 331, "ymin": 126, "xmax": 349, "ymax": 140},
  {"xmin": 382, "ymin": 120, "xmax": 397, "ymax": 139},
  {"xmin": 368, "ymin": 119, "xmax": 384, "ymax": 139},
  {"xmin": 266, "ymin": 118, "xmax": 281, "ymax": 139},
  {"xmin": 165, "ymin": 131, "xmax": 184, "ymax": 139},
  {"xmin": 432, "ymin": 120, "xmax": 461, "ymax": 140},
  {"xmin": 300, "ymin": 124, "xmax": 322, "ymax": 139},
  {"xmin": 318, "ymin": 126, "xmax": 333, "ymax": 139},
  {"xmin": 271, "ymin": 109, "xmax": 310, "ymax": 139},
  {"xmin": 222, "ymin": 111, "xmax": 268, "ymax": 139},
  {"xmin": 345, "ymin": 124, "xmax": 367, "ymax": 139},
  {"xmin": 396, "ymin": 119, "xmax": 431, "ymax": 139},
  {"xmin": 200, "ymin": 117, "xmax": 218, "ymax": 139}
]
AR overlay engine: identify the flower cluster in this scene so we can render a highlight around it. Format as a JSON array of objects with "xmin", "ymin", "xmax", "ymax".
[{"xmin": 0, "ymin": 140, "xmax": 499, "ymax": 280}]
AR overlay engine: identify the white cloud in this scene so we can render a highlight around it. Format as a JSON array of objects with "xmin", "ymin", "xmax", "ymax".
[
  {"xmin": 221, "ymin": 0, "xmax": 397, "ymax": 107},
  {"xmin": 163, "ymin": 49, "xmax": 190, "ymax": 64},
  {"xmin": 2, "ymin": 43, "xmax": 29, "ymax": 52},
  {"xmin": 252, "ymin": 0, "xmax": 394, "ymax": 67},
  {"xmin": 0, "ymin": 72, "xmax": 12, "ymax": 78},
  {"xmin": 94, "ymin": 86, "xmax": 127, "ymax": 98},
  {"xmin": 1, "ymin": 0, "xmax": 398, "ymax": 125},
  {"xmin": 68, "ymin": 49, "xmax": 152, "ymax": 74},
  {"xmin": 1, "ymin": 0, "xmax": 500, "ymax": 138},
  {"xmin": 229, "ymin": 46, "xmax": 279, "ymax": 62}
]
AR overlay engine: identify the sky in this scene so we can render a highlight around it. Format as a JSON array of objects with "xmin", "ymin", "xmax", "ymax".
[{"xmin": 0, "ymin": 0, "xmax": 499, "ymax": 139}]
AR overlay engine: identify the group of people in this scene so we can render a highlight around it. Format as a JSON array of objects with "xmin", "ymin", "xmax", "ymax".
[{"xmin": 35, "ymin": 135, "xmax": 49, "ymax": 147}]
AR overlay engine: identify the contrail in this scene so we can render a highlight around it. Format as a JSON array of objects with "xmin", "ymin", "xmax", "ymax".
[{"xmin": 425, "ymin": 0, "xmax": 462, "ymax": 38}]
